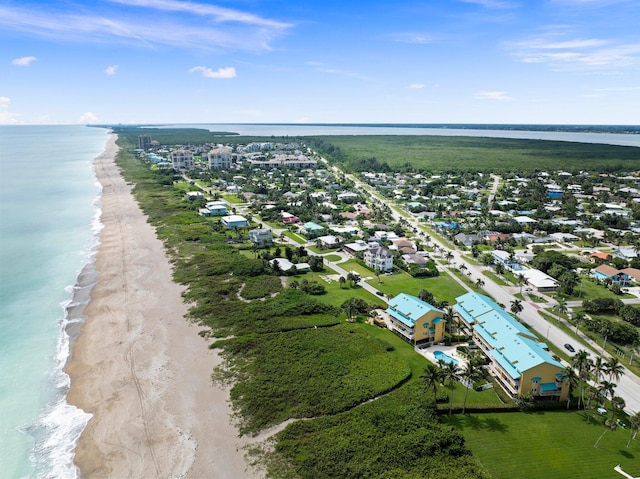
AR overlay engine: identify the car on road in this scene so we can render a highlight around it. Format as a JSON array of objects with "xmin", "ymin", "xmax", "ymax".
[
  {"xmin": 376, "ymin": 291, "xmax": 385, "ymax": 296},
  {"xmin": 564, "ymin": 343, "xmax": 575, "ymax": 353}
]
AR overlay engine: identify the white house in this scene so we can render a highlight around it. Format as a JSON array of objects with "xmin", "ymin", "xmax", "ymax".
[
  {"xmin": 171, "ymin": 149, "xmax": 194, "ymax": 169},
  {"xmin": 364, "ymin": 246, "xmax": 394, "ymax": 272},
  {"xmin": 208, "ymin": 146, "xmax": 233, "ymax": 169}
]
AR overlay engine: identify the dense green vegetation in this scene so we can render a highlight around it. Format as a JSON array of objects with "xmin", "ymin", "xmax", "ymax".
[
  {"xmin": 304, "ymin": 135, "xmax": 640, "ymax": 173},
  {"xmin": 112, "ymin": 131, "xmax": 486, "ymax": 478},
  {"xmin": 273, "ymin": 383, "xmax": 486, "ymax": 479}
]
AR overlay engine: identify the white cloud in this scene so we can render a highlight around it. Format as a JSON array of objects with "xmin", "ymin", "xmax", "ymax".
[
  {"xmin": 189, "ymin": 66, "xmax": 237, "ymax": 79},
  {"xmin": 0, "ymin": 3, "xmax": 290, "ymax": 52},
  {"xmin": 0, "ymin": 97, "xmax": 21, "ymax": 124},
  {"xmin": 12, "ymin": 56, "xmax": 37, "ymax": 66},
  {"xmin": 388, "ymin": 33, "xmax": 433, "ymax": 44},
  {"xmin": 105, "ymin": 65, "xmax": 118, "ymax": 75},
  {"xmin": 107, "ymin": 0, "xmax": 290, "ymax": 29},
  {"xmin": 475, "ymin": 91, "xmax": 513, "ymax": 101},
  {"xmin": 508, "ymin": 33, "xmax": 640, "ymax": 72},
  {"xmin": 79, "ymin": 112, "xmax": 99, "ymax": 124},
  {"xmin": 409, "ymin": 84, "xmax": 425, "ymax": 89}
]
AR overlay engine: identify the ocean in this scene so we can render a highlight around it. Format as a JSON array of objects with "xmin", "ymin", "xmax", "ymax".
[
  {"xmin": 0, "ymin": 125, "xmax": 107, "ymax": 478},
  {"xmin": 1, "ymin": 123, "xmax": 639, "ymax": 478}
]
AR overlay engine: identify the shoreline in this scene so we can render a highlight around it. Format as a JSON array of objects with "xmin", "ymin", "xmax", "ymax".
[{"xmin": 66, "ymin": 133, "xmax": 253, "ymax": 478}]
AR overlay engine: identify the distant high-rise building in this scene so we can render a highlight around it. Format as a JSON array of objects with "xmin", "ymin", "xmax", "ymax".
[
  {"xmin": 208, "ymin": 146, "xmax": 233, "ymax": 169},
  {"xmin": 138, "ymin": 135, "xmax": 152, "ymax": 149}
]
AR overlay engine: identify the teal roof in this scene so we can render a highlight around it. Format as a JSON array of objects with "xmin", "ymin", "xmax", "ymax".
[
  {"xmin": 386, "ymin": 293, "xmax": 442, "ymax": 328},
  {"xmin": 455, "ymin": 292, "xmax": 562, "ymax": 380},
  {"xmin": 303, "ymin": 222, "xmax": 324, "ymax": 230}
]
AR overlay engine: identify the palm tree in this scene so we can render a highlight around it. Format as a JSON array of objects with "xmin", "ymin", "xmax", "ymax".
[
  {"xmin": 475, "ymin": 278, "xmax": 485, "ymax": 289},
  {"xmin": 443, "ymin": 306, "xmax": 457, "ymax": 336},
  {"xmin": 461, "ymin": 361, "xmax": 483, "ymax": 414},
  {"xmin": 627, "ymin": 412, "xmax": 640, "ymax": 448},
  {"xmin": 338, "ymin": 276, "xmax": 346, "ymax": 289},
  {"xmin": 422, "ymin": 363, "xmax": 443, "ymax": 409},
  {"xmin": 594, "ymin": 418, "xmax": 617, "ymax": 448},
  {"xmin": 598, "ymin": 380, "xmax": 616, "ymax": 407},
  {"xmin": 604, "ymin": 356, "xmax": 624, "ymax": 383},
  {"xmin": 585, "ymin": 385, "xmax": 601, "ymax": 423},
  {"xmin": 445, "ymin": 250, "xmax": 454, "ymax": 265},
  {"xmin": 510, "ymin": 299, "xmax": 523, "ymax": 320},
  {"xmin": 517, "ymin": 273, "xmax": 526, "ymax": 294},
  {"xmin": 572, "ymin": 311, "xmax": 585, "ymax": 334},
  {"xmin": 553, "ymin": 298, "xmax": 568, "ymax": 317},
  {"xmin": 561, "ymin": 366, "xmax": 579, "ymax": 409},
  {"xmin": 572, "ymin": 350, "xmax": 592, "ymax": 409},
  {"xmin": 592, "ymin": 356, "xmax": 606, "ymax": 383},
  {"xmin": 441, "ymin": 361, "xmax": 460, "ymax": 416}
]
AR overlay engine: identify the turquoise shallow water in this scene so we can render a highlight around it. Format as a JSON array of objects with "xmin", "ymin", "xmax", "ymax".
[{"xmin": 0, "ymin": 125, "xmax": 107, "ymax": 478}]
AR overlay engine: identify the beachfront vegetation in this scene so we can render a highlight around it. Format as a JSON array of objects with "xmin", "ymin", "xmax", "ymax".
[{"xmin": 112, "ymin": 131, "xmax": 487, "ymax": 478}]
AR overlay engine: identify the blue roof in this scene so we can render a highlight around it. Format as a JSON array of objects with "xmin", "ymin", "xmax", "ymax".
[
  {"xmin": 303, "ymin": 222, "xmax": 324, "ymax": 230},
  {"xmin": 455, "ymin": 292, "xmax": 562, "ymax": 379},
  {"xmin": 386, "ymin": 293, "xmax": 442, "ymax": 328}
]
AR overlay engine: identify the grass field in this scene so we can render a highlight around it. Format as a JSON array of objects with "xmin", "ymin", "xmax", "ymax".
[
  {"xmin": 367, "ymin": 269, "xmax": 467, "ymax": 305},
  {"xmin": 443, "ymin": 410, "xmax": 640, "ymax": 479}
]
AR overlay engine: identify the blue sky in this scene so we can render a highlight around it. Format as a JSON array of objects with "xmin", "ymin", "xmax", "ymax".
[{"xmin": 1, "ymin": 0, "xmax": 639, "ymax": 125}]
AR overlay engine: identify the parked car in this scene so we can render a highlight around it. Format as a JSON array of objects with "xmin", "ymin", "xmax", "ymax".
[
  {"xmin": 564, "ymin": 343, "xmax": 575, "ymax": 353},
  {"xmin": 376, "ymin": 291, "xmax": 385, "ymax": 296}
]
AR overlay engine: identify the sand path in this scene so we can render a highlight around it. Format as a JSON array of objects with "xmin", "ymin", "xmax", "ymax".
[{"xmin": 66, "ymin": 133, "xmax": 254, "ymax": 478}]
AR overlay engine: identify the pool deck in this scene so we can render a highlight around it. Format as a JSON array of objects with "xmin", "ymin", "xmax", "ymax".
[{"xmin": 417, "ymin": 343, "xmax": 469, "ymax": 369}]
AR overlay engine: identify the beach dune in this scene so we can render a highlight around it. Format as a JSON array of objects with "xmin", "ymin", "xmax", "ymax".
[{"xmin": 66, "ymin": 133, "xmax": 252, "ymax": 478}]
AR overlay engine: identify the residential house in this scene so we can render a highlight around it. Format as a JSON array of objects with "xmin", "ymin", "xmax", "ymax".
[
  {"xmin": 300, "ymin": 222, "xmax": 325, "ymax": 238},
  {"xmin": 454, "ymin": 233, "xmax": 483, "ymax": 248},
  {"xmin": 269, "ymin": 258, "xmax": 310, "ymax": 272},
  {"xmin": 316, "ymin": 235, "xmax": 341, "ymax": 248},
  {"xmin": 454, "ymin": 292, "xmax": 568, "ymax": 401},
  {"xmin": 343, "ymin": 240, "xmax": 369, "ymax": 255},
  {"xmin": 249, "ymin": 229, "xmax": 273, "ymax": 247},
  {"xmin": 385, "ymin": 293, "xmax": 445, "ymax": 345},
  {"xmin": 613, "ymin": 247, "xmax": 638, "ymax": 261},
  {"xmin": 221, "ymin": 215, "xmax": 248, "ymax": 228},
  {"xmin": 364, "ymin": 246, "xmax": 394, "ymax": 272},
  {"xmin": 592, "ymin": 264, "xmax": 630, "ymax": 286},
  {"xmin": 521, "ymin": 268, "xmax": 558, "ymax": 292},
  {"xmin": 203, "ymin": 201, "xmax": 227, "ymax": 216},
  {"xmin": 282, "ymin": 212, "xmax": 300, "ymax": 225}
]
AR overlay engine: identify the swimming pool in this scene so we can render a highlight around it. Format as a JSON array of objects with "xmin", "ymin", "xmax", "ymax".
[{"xmin": 434, "ymin": 350, "xmax": 459, "ymax": 366}]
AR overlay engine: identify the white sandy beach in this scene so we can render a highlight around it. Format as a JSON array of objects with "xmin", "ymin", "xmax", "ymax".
[{"xmin": 66, "ymin": 133, "xmax": 254, "ymax": 478}]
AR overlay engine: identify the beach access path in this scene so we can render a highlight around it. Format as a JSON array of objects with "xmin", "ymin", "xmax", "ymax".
[{"xmin": 66, "ymin": 133, "xmax": 255, "ymax": 478}]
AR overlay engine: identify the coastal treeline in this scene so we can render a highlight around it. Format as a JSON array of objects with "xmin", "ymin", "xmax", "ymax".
[
  {"xmin": 112, "ymin": 131, "xmax": 487, "ymax": 478},
  {"xmin": 303, "ymin": 135, "xmax": 640, "ymax": 174}
]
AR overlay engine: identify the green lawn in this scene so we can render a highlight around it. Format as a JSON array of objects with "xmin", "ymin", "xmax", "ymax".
[
  {"xmin": 323, "ymin": 253, "xmax": 343, "ymax": 262},
  {"xmin": 367, "ymin": 269, "xmax": 467, "ymax": 305},
  {"xmin": 222, "ymin": 194, "xmax": 244, "ymax": 204},
  {"xmin": 553, "ymin": 278, "xmax": 634, "ymax": 301},
  {"xmin": 282, "ymin": 230, "xmax": 306, "ymax": 244},
  {"xmin": 287, "ymin": 268, "xmax": 385, "ymax": 308},
  {"xmin": 444, "ymin": 410, "xmax": 640, "ymax": 479},
  {"xmin": 338, "ymin": 259, "xmax": 377, "ymax": 278}
]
